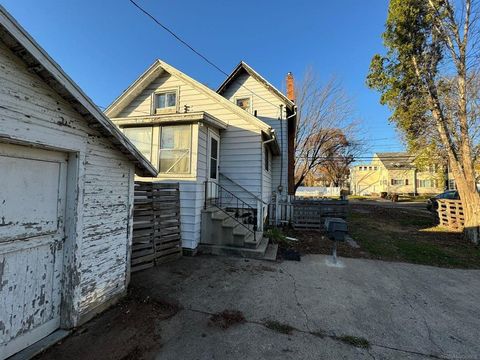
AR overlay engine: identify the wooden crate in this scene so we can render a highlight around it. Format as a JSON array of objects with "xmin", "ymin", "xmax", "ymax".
[
  {"xmin": 131, "ymin": 181, "xmax": 182, "ymax": 272},
  {"xmin": 436, "ymin": 199, "xmax": 465, "ymax": 230}
]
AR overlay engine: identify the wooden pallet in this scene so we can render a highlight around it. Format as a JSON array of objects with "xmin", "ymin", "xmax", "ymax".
[
  {"xmin": 436, "ymin": 199, "xmax": 465, "ymax": 230},
  {"xmin": 131, "ymin": 181, "xmax": 182, "ymax": 272}
]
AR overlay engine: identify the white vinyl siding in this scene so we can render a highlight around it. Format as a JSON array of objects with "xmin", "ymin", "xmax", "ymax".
[
  {"xmin": 115, "ymin": 70, "xmax": 261, "ymax": 248},
  {"xmin": 220, "ymin": 71, "xmax": 288, "ymax": 199}
]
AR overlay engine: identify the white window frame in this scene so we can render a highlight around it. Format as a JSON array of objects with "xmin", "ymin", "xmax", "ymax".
[
  {"xmin": 152, "ymin": 87, "xmax": 179, "ymax": 114},
  {"xmin": 207, "ymin": 130, "xmax": 220, "ymax": 181},
  {"xmin": 234, "ymin": 95, "xmax": 253, "ymax": 113},
  {"xmin": 158, "ymin": 124, "xmax": 192, "ymax": 175}
]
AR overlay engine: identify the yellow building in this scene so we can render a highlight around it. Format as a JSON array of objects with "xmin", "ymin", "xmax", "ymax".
[{"xmin": 350, "ymin": 152, "xmax": 444, "ymax": 196}]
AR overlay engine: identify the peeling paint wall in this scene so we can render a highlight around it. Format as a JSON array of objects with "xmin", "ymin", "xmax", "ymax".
[{"xmin": 0, "ymin": 36, "xmax": 135, "ymax": 346}]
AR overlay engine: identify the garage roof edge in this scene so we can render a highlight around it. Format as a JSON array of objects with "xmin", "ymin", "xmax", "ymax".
[{"xmin": 0, "ymin": 6, "xmax": 157, "ymax": 177}]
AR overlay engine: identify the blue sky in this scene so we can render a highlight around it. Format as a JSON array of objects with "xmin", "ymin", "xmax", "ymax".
[{"xmin": 2, "ymin": 0, "xmax": 403, "ymax": 154}]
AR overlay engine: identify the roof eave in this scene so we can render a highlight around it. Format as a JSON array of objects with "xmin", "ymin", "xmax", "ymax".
[
  {"xmin": 0, "ymin": 5, "xmax": 157, "ymax": 177},
  {"xmin": 217, "ymin": 61, "xmax": 295, "ymax": 110}
]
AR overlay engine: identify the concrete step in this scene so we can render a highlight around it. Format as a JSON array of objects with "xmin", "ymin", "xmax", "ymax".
[
  {"xmin": 198, "ymin": 236, "xmax": 270, "ymax": 260},
  {"xmin": 211, "ymin": 210, "xmax": 230, "ymax": 221},
  {"xmin": 263, "ymin": 243, "xmax": 278, "ymax": 261},
  {"xmin": 243, "ymin": 231, "xmax": 263, "ymax": 249}
]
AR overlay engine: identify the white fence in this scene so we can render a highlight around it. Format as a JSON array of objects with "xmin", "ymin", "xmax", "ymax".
[{"xmin": 295, "ymin": 186, "xmax": 341, "ymax": 198}]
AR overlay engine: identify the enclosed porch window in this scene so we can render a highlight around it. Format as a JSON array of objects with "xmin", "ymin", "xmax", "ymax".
[
  {"xmin": 123, "ymin": 127, "xmax": 153, "ymax": 161},
  {"xmin": 122, "ymin": 124, "xmax": 192, "ymax": 174},
  {"xmin": 159, "ymin": 125, "xmax": 191, "ymax": 174}
]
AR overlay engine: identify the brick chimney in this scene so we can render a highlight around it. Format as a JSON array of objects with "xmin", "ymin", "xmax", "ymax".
[{"xmin": 286, "ymin": 72, "xmax": 295, "ymax": 102}]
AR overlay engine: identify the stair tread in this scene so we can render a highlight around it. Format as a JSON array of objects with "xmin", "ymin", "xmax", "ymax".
[{"xmin": 198, "ymin": 237, "xmax": 270, "ymax": 259}]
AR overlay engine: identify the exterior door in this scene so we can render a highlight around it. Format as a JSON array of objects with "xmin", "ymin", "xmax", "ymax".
[
  {"xmin": 0, "ymin": 143, "xmax": 67, "ymax": 359},
  {"xmin": 207, "ymin": 132, "xmax": 220, "ymax": 200}
]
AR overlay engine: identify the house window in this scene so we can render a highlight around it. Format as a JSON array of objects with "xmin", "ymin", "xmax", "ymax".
[
  {"xmin": 264, "ymin": 146, "xmax": 269, "ymax": 171},
  {"xmin": 418, "ymin": 179, "xmax": 437, "ymax": 188},
  {"xmin": 159, "ymin": 125, "xmax": 191, "ymax": 174},
  {"xmin": 123, "ymin": 126, "xmax": 153, "ymax": 161},
  {"xmin": 154, "ymin": 91, "xmax": 177, "ymax": 112},
  {"xmin": 391, "ymin": 179, "xmax": 404, "ymax": 185},
  {"xmin": 209, "ymin": 136, "xmax": 219, "ymax": 179},
  {"xmin": 405, "ymin": 179, "xmax": 409, "ymax": 186},
  {"xmin": 236, "ymin": 97, "xmax": 251, "ymax": 112}
]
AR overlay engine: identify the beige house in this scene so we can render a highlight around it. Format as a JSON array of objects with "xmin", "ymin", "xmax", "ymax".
[
  {"xmin": 105, "ymin": 60, "xmax": 296, "ymax": 256},
  {"xmin": 350, "ymin": 152, "xmax": 444, "ymax": 196}
]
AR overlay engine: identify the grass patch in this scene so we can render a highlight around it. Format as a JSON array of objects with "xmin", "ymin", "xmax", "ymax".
[
  {"xmin": 348, "ymin": 205, "xmax": 480, "ymax": 268},
  {"xmin": 395, "ymin": 241, "xmax": 464, "ymax": 267},
  {"xmin": 398, "ymin": 216, "xmax": 434, "ymax": 227},
  {"xmin": 209, "ymin": 310, "xmax": 246, "ymax": 329},
  {"xmin": 337, "ymin": 335, "xmax": 370, "ymax": 349},
  {"xmin": 348, "ymin": 195, "xmax": 371, "ymax": 201},
  {"xmin": 264, "ymin": 320, "xmax": 295, "ymax": 335}
]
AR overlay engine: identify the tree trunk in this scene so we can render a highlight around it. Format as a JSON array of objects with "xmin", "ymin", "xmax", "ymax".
[{"xmin": 449, "ymin": 160, "xmax": 480, "ymax": 244}]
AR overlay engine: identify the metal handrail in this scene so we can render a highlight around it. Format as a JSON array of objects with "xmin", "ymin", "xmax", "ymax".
[
  {"xmin": 219, "ymin": 172, "xmax": 268, "ymax": 205},
  {"xmin": 204, "ymin": 180, "xmax": 256, "ymax": 242}
]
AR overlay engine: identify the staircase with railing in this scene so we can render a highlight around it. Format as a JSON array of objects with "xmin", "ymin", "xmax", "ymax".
[{"xmin": 200, "ymin": 180, "xmax": 274, "ymax": 259}]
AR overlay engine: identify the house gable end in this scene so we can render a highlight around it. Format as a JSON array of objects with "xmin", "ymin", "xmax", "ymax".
[{"xmin": 106, "ymin": 60, "xmax": 272, "ymax": 134}]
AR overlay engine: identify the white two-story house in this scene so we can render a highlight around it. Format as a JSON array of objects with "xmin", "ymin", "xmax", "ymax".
[{"xmin": 105, "ymin": 60, "xmax": 296, "ymax": 257}]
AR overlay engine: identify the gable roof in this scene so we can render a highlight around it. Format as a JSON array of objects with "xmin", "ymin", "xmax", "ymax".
[
  {"xmin": 217, "ymin": 61, "xmax": 295, "ymax": 110},
  {"xmin": 105, "ymin": 60, "xmax": 274, "ymax": 135},
  {"xmin": 375, "ymin": 152, "xmax": 416, "ymax": 170},
  {"xmin": 0, "ymin": 6, "xmax": 157, "ymax": 177}
]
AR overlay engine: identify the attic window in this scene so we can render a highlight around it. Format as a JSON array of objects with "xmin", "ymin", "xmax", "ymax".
[
  {"xmin": 236, "ymin": 97, "xmax": 251, "ymax": 112},
  {"xmin": 154, "ymin": 91, "xmax": 177, "ymax": 113}
]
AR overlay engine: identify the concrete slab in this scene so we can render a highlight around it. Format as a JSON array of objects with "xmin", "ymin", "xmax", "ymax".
[{"xmin": 132, "ymin": 254, "xmax": 480, "ymax": 360}]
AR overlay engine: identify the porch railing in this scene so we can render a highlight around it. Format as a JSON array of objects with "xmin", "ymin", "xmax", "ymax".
[
  {"xmin": 219, "ymin": 172, "xmax": 266, "ymax": 230},
  {"xmin": 204, "ymin": 180, "xmax": 256, "ymax": 242}
]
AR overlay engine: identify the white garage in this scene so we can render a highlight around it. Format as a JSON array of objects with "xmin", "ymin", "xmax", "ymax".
[{"xmin": 0, "ymin": 7, "xmax": 157, "ymax": 358}]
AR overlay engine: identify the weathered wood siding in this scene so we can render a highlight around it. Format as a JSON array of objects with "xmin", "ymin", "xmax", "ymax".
[
  {"xmin": 0, "ymin": 40, "xmax": 135, "ymax": 325},
  {"xmin": 113, "ymin": 71, "xmax": 264, "ymax": 248},
  {"xmin": 220, "ymin": 71, "xmax": 289, "ymax": 199}
]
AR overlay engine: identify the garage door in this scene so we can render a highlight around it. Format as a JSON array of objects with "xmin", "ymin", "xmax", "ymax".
[{"xmin": 0, "ymin": 143, "xmax": 67, "ymax": 359}]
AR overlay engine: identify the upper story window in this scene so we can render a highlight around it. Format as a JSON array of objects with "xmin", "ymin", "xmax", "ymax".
[
  {"xmin": 236, "ymin": 97, "xmax": 251, "ymax": 112},
  {"xmin": 154, "ymin": 90, "xmax": 177, "ymax": 113}
]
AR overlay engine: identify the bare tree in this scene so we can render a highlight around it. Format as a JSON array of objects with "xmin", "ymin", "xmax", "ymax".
[
  {"xmin": 322, "ymin": 139, "xmax": 365, "ymax": 188},
  {"xmin": 294, "ymin": 68, "xmax": 357, "ymax": 190}
]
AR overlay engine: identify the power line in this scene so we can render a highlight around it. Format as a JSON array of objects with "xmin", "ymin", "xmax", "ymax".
[
  {"xmin": 129, "ymin": 0, "xmax": 226, "ymax": 76},
  {"xmin": 128, "ymin": 0, "xmax": 287, "ymax": 113}
]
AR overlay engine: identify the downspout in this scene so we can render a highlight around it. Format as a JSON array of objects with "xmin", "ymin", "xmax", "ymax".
[
  {"xmin": 259, "ymin": 131, "xmax": 276, "ymax": 231},
  {"xmin": 285, "ymin": 108, "xmax": 297, "ymax": 194},
  {"xmin": 279, "ymin": 105, "xmax": 284, "ymax": 194}
]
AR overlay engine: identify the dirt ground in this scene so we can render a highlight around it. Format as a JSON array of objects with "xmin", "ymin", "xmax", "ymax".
[
  {"xmin": 34, "ymin": 288, "xmax": 180, "ymax": 360},
  {"xmin": 276, "ymin": 203, "xmax": 480, "ymax": 268}
]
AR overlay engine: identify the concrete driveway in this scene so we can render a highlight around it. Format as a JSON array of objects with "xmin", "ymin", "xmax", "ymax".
[{"xmin": 132, "ymin": 254, "xmax": 480, "ymax": 360}]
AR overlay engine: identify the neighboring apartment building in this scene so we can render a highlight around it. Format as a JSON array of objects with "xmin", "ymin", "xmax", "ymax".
[{"xmin": 350, "ymin": 152, "xmax": 444, "ymax": 196}]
